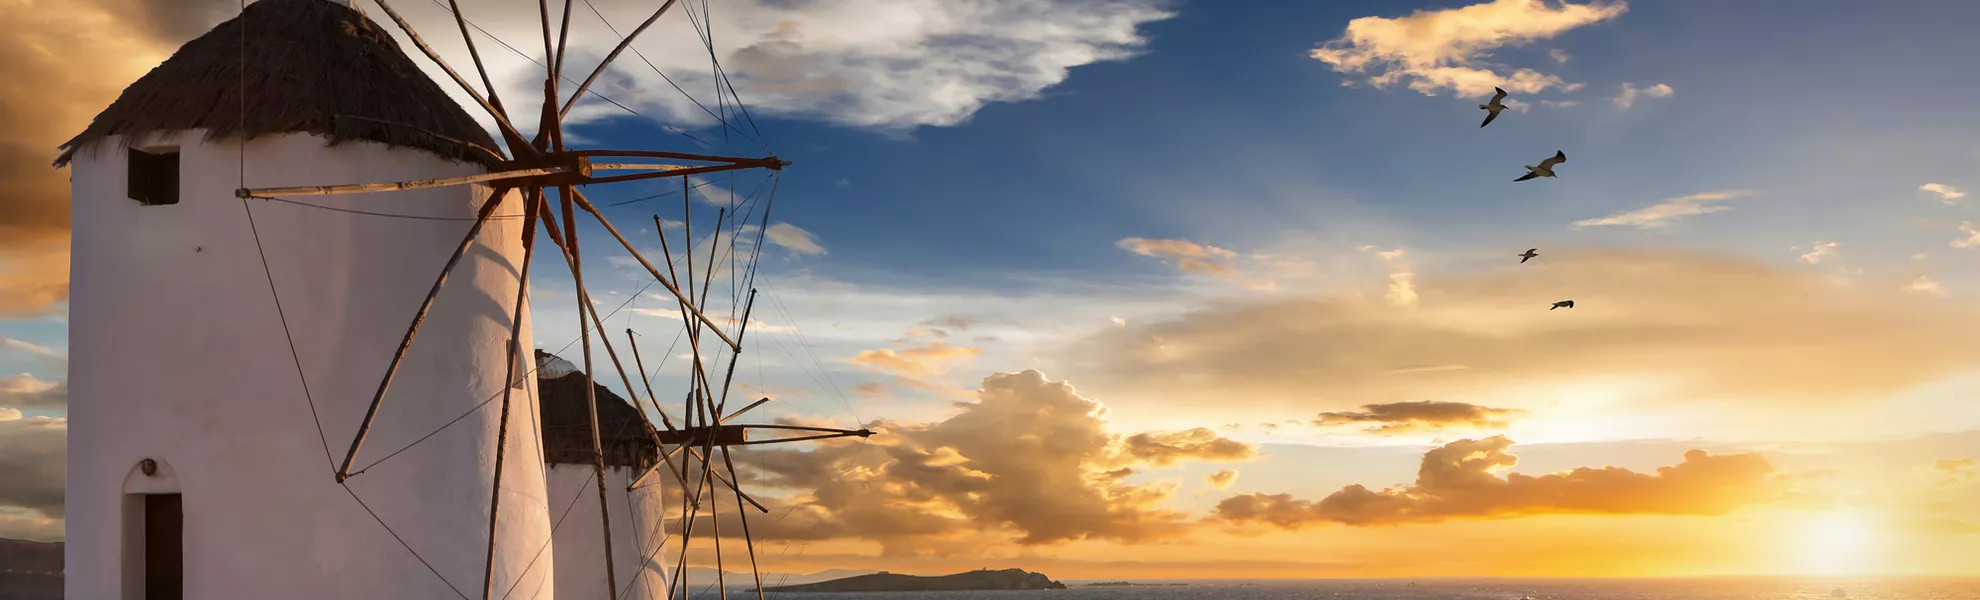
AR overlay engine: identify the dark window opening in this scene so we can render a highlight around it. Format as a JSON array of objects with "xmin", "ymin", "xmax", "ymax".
[
  {"xmin": 143, "ymin": 494, "xmax": 182, "ymax": 600},
  {"xmin": 127, "ymin": 148, "xmax": 180, "ymax": 206}
]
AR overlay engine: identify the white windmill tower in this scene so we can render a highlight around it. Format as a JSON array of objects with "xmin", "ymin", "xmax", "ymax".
[
  {"xmin": 59, "ymin": 0, "xmax": 872, "ymax": 597},
  {"xmin": 58, "ymin": 0, "xmax": 552, "ymax": 598}
]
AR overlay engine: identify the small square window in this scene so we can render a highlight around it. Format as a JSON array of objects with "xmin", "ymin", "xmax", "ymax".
[{"xmin": 127, "ymin": 147, "xmax": 180, "ymax": 206}]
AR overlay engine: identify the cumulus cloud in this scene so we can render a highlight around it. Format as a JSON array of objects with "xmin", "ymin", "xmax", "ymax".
[
  {"xmin": 849, "ymin": 341, "xmax": 983, "ymax": 377},
  {"xmin": 1116, "ymin": 237, "xmax": 1275, "ymax": 290},
  {"xmin": 1572, "ymin": 190, "xmax": 1750, "ymax": 230},
  {"xmin": 1796, "ymin": 241, "xmax": 1838, "ymax": 265},
  {"xmin": 1206, "ymin": 470, "xmax": 1239, "ymax": 490},
  {"xmin": 1953, "ymin": 221, "xmax": 1980, "ymax": 249},
  {"xmin": 686, "ymin": 370, "xmax": 1255, "ymax": 553},
  {"xmin": 1921, "ymin": 183, "xmax": 1966, "ymax": 204},
  {"xmin": 0, "ymin": 414, "xmax": 66, "ymax": 520},
  {"xmin": 1066, "ymin": 249, "xmax": 1980, "ymax": 418},
  {"xmin": 1214, "ymin": 436, "xmax": 1777, "ymax": 528},
  {"xmin": 1612, "ymin": 82, "xmax": 1673, "ymax": 109},
  {"xmin": 0, "ymin": 374, "xmax": 66, "ymax": 411},
  {"xmin": 1309, "ymin": 0, "xmax": 1627, "ymax": 98},
  {"xmin": 1314, "ymin": 401, "xmax": 1525, "ymax": 434}
]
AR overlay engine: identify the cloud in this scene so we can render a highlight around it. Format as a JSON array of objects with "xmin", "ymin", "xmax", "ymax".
[
  {"xmin": 849, "ymin": 341, "xmax": 983, "ymax": 376},
  {"xmin": 1207, "ymin": 470, "xmax": 1239, "ymax": 490},
  {"xmin": 384, "ymin": 0, "xmax": 1176, "ymax": 133},
  {"xmin": 1932, "ymin": 458, "xmax": 1977, "ymax": 487},
  {"xmin": 1612, "ymin": 82, "xmax": 1673, "ymax": 109},
  {"xmin": 0, "ymin": 414, "xmax": 66, "ymax": 519},
  {"xmin": 764, "ymin": 222, "xmax": 826, "ymax": 256},
  {"xmin": 1214, "ymin": 436, "xmax": 1778, "ymax": 528},
  {"xmin": 1906, "ymin": 276, "xmax": 1947, "ymax": 297},
  {"xmin": 1065, "ymin": 248, "xmax": 1980, "ymax": 419},
  {"xmin": 690, "ymin": 370, "xmax": 1254, "ymax": 553},
  {"xmin": 1365, "ymin": 247, "xmax": 1418, "ymax": 308},
  {"xmin": 1953, "ymin": 221, "xmax": 1980, "ymax": 249},
  {"xmin": 1309, "ymin": 0, "xmax": 1627, "ymax": 98},
  {"xmin": 903, "ymin": 316, "xmax": 976, "ymax": 339},
  {"xmin": 1112, "ymin": 428, "xmax": 1256, "ymax": 467},
  {"xmin": 1117, "ymin": 237, "xmax": 1275, "ymax": 290},
  {"xmin": 1795, "ymin": 242, "xmax": 1838, "ymax": 265},
  {"xmin": 1572, "ymin": 190, "xmax": 1750, "ymax": 230},
  {"xmin": 1314, "ymin": 401, "xmax": 1525, "ymax": 434},
  {"xmin": 0, "ymin": 336, "xmax": 66, "ymax": 365},
  {"xmin": 1548, "ymin": 49, "xmax": 1570, "ymax": 63},
  {"xmin": 1891, "ymin": 517, "xmax": 1980, "ymax": 536},
  {"xmin": 0, "ymin": 0, "xmax": 224, "ymax": 316},
  {"xmin": 0, "ymin": 374, "xmax": 66, "ymax": 411},
  {"xmin": 1539, "ymin": 99, "xmax": 1580, "ymax": 108},
  {"xmin": 1920, "ymin": 183, "xmax": 1967, "ymax": 204}
]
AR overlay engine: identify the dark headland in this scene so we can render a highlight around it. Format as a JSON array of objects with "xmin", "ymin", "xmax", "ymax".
[{"xmin": 764, "ymin": 568, "xmax": 1067, "ymax": 593}]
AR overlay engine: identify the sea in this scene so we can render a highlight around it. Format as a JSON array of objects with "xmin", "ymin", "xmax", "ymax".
[{"xmin": 690, "ymin": 578, "xmax": 1980, "ymax": 600}]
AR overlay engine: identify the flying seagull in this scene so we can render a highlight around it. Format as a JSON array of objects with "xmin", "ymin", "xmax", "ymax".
[
  {"xmin": 1518, "ymin": 248, "xmax": 1538, "ymax": 263},
  {"xmin": 1550, "ymin": 300, "xmax": 1574, "ymax": 310},
  {"xmin": 1480, "ymin": 87, "xmax": 1509, "ymax": 128},
  {"xmin": 1514, "ymin": 151, "xmax": 1567, "ymax": 182}
]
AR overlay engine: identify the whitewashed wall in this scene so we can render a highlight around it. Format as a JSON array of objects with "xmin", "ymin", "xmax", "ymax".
[
  {"xmin": 547, "ymin": 464, "xmax": 670, "ymax": 600},
  {"xmin": 66, "ymin": 130, "xmax": 554, "ymax": 599}
]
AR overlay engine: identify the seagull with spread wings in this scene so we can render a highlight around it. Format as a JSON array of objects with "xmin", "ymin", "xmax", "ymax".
[
  {"xmin": 1480, "ymin": 87, "xmax": 1510, "ymax": 128},
  {"xmin": 1515, "ymin": 151, "xmax": 1567, "ymax": 182}
]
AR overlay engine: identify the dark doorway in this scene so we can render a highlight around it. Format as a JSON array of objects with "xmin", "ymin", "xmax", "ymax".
[{"xmin": 143, "ymin": 494, "xmax": 182, "ymax": 600}]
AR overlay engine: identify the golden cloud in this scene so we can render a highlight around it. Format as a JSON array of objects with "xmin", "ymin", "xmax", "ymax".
[
  {"xmin": 1213, "ymin": 436, "xmax": 1778, "ymax": 528},
  {"xmin": 681, "ymin": 370, "xmax": 1255, "ymax": 554},
  {"xmin": 0, "ymin": 0, "xmax": 234, "ymax": 316},
  {"xmin": 1206, "ymin": 469, "xmax": 1239, "ymax": 490},
  {"xmin": 1314, "ymin": 401, "xmax": 1525, "ymax": 433},
  {"xmin": 848, "ymin": 342, "xmax": 983, "ymax": 377},
  {"xmin": 1931, "ymin": 458, "xmax": 1977, "ymax": 487},
  {"xmin": 1066, "ymin": 249, "xmax": 1980, "ymax": 417},
  {"xmin": 1310, "ymin": 0, "xmax": 1626, "ymax": 98}
]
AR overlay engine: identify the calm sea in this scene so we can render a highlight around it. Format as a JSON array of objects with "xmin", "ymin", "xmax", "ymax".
[{"xmin": 693, "ymin": 579, "xmax": 1980, "ymax": 600}]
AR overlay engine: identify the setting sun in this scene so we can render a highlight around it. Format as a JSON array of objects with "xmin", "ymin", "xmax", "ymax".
[{"xmin": 1797, "ymin": 509, "xmax": 1885, "ymax": 577}]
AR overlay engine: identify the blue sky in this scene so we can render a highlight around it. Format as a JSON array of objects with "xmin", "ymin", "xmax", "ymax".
[{"xmin": 7, "ymin": 0, "xmax": 1980, "ymax": 566}]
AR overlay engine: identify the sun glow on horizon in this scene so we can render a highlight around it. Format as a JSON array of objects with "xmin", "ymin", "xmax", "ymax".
[{"xmin": 1795, "ymin": 509, "xmax": 1887, "ymax": 577}]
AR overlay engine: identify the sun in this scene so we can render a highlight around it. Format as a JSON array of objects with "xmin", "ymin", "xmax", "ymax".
[{"xmin": 1794, "ymin": 509, "xmax": 1885, "ymax": 577}]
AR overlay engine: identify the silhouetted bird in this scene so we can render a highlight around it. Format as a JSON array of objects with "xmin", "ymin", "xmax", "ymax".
[
  {"xmin": 1518, "ymin": 248, "xmax": 1538, "ymax": 263},
  {"xmin": 1514, "ymin": 151, "xmax": 1567, "ymax": 182},
  {"xmin": 1550, "ymin": 300, "xmax": 1574, "ymax": 310},
  {"xmin": 1480, "ymin": 87, "xmax": 1509, "ymax": 127}
]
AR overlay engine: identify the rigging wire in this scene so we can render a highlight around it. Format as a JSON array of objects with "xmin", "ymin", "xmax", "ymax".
[
  {"xmin": 577, "ymin": 0, "xmax": 771, "ymax": 153},
  {"xmin": 419, "ymin": 0, "xmax": 732, "ymax": 153}
]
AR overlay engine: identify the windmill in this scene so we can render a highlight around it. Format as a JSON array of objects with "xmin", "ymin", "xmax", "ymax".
[{"xmin": 58, "ymin": 0, "xmax": 869, "ymax": 598}]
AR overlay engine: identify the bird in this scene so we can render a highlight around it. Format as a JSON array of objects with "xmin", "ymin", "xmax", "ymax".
[
  {"xmin": 1550, "ymin": 300, "xmax": 1574, "ymax": 310},
  {"xmin": 1480, "ymin": 87, "xmax": 1509, "ymax": 127},
  {"xmin": 1514, "ymin": 150, "xmax": 1567, "ymax": 182},
  {"xmin": 1518, "ymin": 248, "xmax": 1538, "ymax": 263}
]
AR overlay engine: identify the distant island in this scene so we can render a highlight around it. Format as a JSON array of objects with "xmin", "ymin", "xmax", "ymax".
[
  {"xmin": 765, "ymin": 568, "xmax": 1066, "ymax": 593},
  {"xmin": 1082, "ymin": 581, "xmax": 1189, "ymax": 587}
]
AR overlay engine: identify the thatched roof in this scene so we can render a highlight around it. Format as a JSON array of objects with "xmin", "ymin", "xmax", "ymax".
[
  {"xmin": 536, "ymin": 350, "xmax": 659, "ymax": 470},
  {"xmin": 53, "ymin": 0, "xmax": 503, "ymax": 169}
]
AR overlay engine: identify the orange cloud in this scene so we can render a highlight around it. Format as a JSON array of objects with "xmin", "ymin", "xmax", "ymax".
[
  {"xmin": 0, "ymin": 0, "xmax": 234, "ymax": 316},
  {"xmin": 1214, "ymin": 436, "xmax": 1779, "ymax": 528},
  {"xmin": 1314, "ymin": 401, "xmax": 1524, "ymax": 433},
  {"xmin": 1206, "ymin": 470, "xmax": 1239, "ymax": 490},
  {"xmin": 1115, "ymin": 237, "xmax": 1275, "ymax": 289},
  {"xmin": 1069, "ymin": 249, "xmax": 1980, "ymax": 422},
  {"xmin": 1932, "ymin": 458, "xmax": 1977, "ymax": 487},
  {"xmin": 686, "ymin": 370, "xmax": 1255, "ymax": 554},
  {"xmin": 849, "ymin": 342, "xmax": 983, "ymax": 377}
]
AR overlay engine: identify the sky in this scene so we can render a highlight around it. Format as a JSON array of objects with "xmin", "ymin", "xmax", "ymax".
[{"xmin": 4, "ymin": 0, "xmax": 1980, "ymax": 580}]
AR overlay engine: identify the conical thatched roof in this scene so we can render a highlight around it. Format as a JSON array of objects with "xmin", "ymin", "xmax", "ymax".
[
  {"xmin": 536, "ymin": 350, "xmax": 659, "ymax": 470},
  {"xmin": 54, "ymin": 0, "xmax": 502, "ymax": 168}
]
